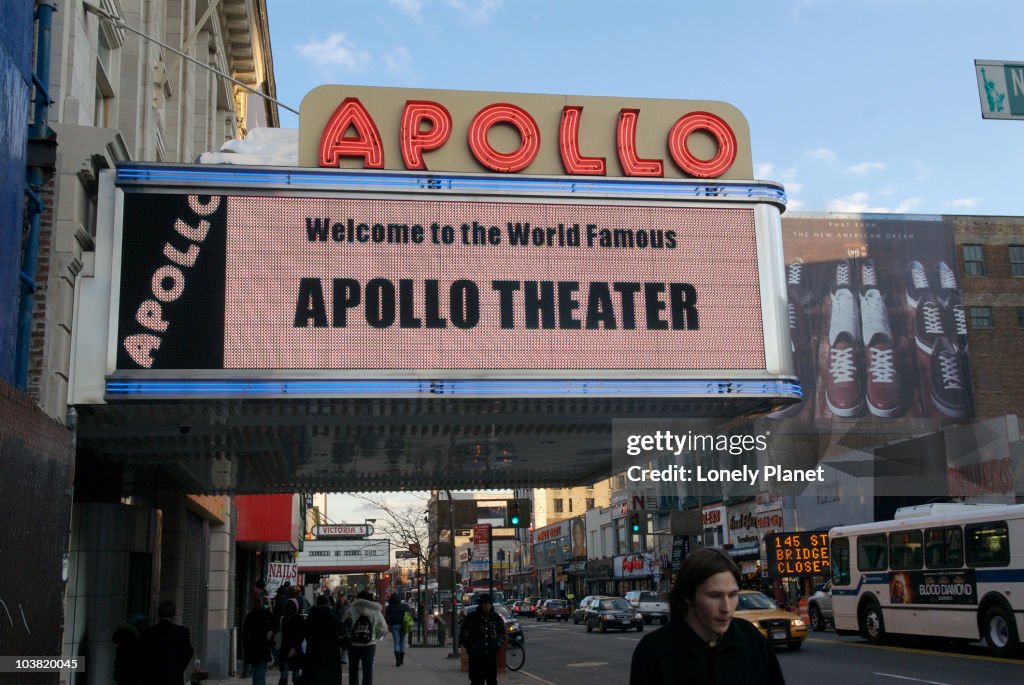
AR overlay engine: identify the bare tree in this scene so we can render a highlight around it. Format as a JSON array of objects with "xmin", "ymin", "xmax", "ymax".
[{"xmin": 354, "ymin": 494, "xmax": 437, "ymax": 587}]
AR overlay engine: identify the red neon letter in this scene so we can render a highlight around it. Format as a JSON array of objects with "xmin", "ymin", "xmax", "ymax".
[
  {"xmin": 559, "ymin": 106, "xmax": 606, "ymax": 175},
  {"xmin": 616, "ymin": 109, "xmax": 663, "ymax": 177},
  {"xmin": 400, "ymin": 100, "xmax": 452, "ymax": 170},
  {"xmin": 319, "ymin": 97, "xmax": 384, "ymax": 168},
  {"xmin": 668, "ymin": 111, "xmax": 738, "ymax": 178},
  {"xmin": 467, "ymin": 103, "xmax": 541, "ymax": 173}
]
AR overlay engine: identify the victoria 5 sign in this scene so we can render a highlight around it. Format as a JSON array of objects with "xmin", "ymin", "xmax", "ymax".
[{"xmin": 299, "ymin": 85, "xmax": 752, "ymax": 179}]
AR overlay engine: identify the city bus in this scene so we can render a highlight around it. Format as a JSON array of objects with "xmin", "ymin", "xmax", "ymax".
[{"xmin": 829, "ymin": 503, "xmax": 1024, "ymax": 656}]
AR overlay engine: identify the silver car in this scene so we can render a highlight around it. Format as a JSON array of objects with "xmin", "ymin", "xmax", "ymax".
[{"xmin": 807, "ymin": 580, "xmax": 833, "ymax": 631}]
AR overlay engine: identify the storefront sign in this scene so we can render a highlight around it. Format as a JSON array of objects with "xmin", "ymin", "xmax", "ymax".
[
  {"xmin": 313, "ymin": 523, "xmax": 373, "ymax": 538},
  {"xmin": 266, "ymin": 562, "xmax": 298, "ymax": 594},
  {"xmin": 299, "ymin": 85, "xmax": 752, "ymax": 179},
  {"xmin": 296, "ymin": 539, "xmax": 390, "ymax": 572},
  {"xmin": 615, "ymin": 552, "xmax": 653, "ymax": 578}
]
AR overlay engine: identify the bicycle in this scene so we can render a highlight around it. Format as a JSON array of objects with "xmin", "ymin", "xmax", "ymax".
[{"xmin": 505, "ymin": 633, "xmax": 525, "ymax": 671}]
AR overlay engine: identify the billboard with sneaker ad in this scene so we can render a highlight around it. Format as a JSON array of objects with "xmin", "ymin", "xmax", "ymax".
[{"xmin": 772, "ymin": 215, "xmax": 973, "ymax": 426}]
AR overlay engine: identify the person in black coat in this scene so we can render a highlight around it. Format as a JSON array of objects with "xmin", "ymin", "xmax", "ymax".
[
  {"xmin": 630, "ymin": 548, "xmax": 785, "ymax": 685},
  {"xmin": 303, "ymin": 594, "xmax": 345, "ymax": 685},
  {"xmin": 459, "ymin": 594, "xmax": 505, "ymax": 685},
  {"xmin": 143, "ymin": 600, "xmax": 194, "ymax": 685},
  {"xmin": 112, "ymin": 612, "xmax": 149, "ymax": 685},
  {"xmin": 279, "ymin": 598, "xmax": 306, "ymax": 685},
  {"xmin": 243, "ymin": 595, "xmax": 275, "ymax": 684}
]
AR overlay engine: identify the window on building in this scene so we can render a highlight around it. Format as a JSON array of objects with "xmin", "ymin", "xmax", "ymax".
[
  {"xmin": 970, "ymin": 306, "xmax": 993, "ymax": 328},
  {"xmin": 963, "ymin": 244, "xmax": 986, "ymax": 276},
  {"xmin": 94, "ymin": 30, "xmax": 117, "ymax": 128},
  {"xmin": 586, "ymin": 498, "xmax": 595, "ymax": 510},
  {"xmin": 553, "ymin": 499, "xmax": 564, "ymax": 513},
  {"xmin": 1017, "ymin": 308, "xmax": 1024, "ymax": 328},
  {"xmin": 1010, "ymin": 246, "xmax": 1024, "ymax": 277},
  {"xmin": 568, "ymin": 499, "xmax": 573, "ymax": 512}
]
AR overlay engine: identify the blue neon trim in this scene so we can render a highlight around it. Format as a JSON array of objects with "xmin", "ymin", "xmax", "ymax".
[
  {"xmin": 114, "ymin": 164, "xmax": 787, "ymax": 206},
  {"xmin": 105, "ymin": 378, "xmax": 802, "ymax": 398}
]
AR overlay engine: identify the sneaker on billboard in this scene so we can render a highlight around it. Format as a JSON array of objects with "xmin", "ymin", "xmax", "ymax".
[
  {"xmin": 834, "ymin": 258, "xmax": 854, "ymax": 291},
  {"xmin": 861, "ymin": 258, "xmax": 879, "ymax": 293},
  {"xmin": 906, "ymin": 260, "xmax": 930, "ymax": 309},
  {"xmin": 945, "ymin": 302, "xmax": 968, "ymax": 351},
  {"xmin": 934, "ymin": 260, "xmax": 959, "ymax": 308},
  {"xmin": 787, "ymin": 257, "xmax": 813, "ymax": 306},
  {"xmin": 827, "ymin": 287, "xmax": 865, "ymax": 417},
  {"xmin": 930, "ymin": 337, "xmax": 970, "ymax": 418},
  {"xmin": 787, "ymin": 300, "xmax": 809, "ymax": 347},
  {"xmin": 914, "ymin": 292, "xmax": 945, "ymax": 355},
  {"xmin": 861, "ymin": 289, "xmax": 902, "ymax": 417}
]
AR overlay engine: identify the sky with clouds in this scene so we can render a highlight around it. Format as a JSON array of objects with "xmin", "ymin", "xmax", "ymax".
[
  {"xmin": 267, "ymin": 0, "xmax": 1023, "ymax": 217},
  {"xmin": 264, "ymin": 0, "xmax": 1022, "ymax": 519}
]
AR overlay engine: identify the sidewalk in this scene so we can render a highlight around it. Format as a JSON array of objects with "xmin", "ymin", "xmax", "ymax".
[{"xmin": 208, "ymin": 642, "xmax": 533, "ymax": 685}]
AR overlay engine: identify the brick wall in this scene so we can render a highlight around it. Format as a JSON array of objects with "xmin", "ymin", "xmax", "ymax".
[{"xmin": 949, "ymin": 215, "xmax": 1024, "ymax": 419}]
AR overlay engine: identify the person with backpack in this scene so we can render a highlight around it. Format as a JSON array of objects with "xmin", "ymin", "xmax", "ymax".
[
  {"xmin": 344, "ymin": 590, "xmax": 387, "ymax": 685},
  {"xmin": 384, "ymin": 593, "xmax": 412, "ymax": 666}
]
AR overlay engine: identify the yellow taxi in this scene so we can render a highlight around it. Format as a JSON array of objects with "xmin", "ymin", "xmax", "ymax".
[{"xmin": 732, "ymin": 591, "xmax": 807, "ymax": 650}]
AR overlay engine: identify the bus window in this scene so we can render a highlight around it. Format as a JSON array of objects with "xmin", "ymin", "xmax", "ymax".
[
  {"xmin": 925, "ymin": 526, "xmax": 963, "ymax": 569},
  {"xmin": 889, "ymin": 530, "xmax": 923, "ymax": 570},
  {"xmin": 857, "ymin": 533, "xmax": 888, "ymax": 571},
  {"xmin": 831, "ymin": 537, "xmax": 850, "ymax": 585},
  {"xmin": 965, "ymin": 521, "xmax": 1010, "ymax": 567}
]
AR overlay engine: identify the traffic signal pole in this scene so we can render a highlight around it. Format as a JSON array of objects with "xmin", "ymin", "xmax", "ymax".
[{"xmin": 488, "ymin": 524, "xmax": 494, "ymax": 599}]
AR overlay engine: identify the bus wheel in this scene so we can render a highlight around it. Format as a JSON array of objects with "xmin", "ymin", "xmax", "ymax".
[
  {"xmin": 983, "ymin": 605, "xmax": 1020, "ymax": 657},
  {"xmin": 859, "ymin": 600, "xmax": 886, "ymax": 645}
]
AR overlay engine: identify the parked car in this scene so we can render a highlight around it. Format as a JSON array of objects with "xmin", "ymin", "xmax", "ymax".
[
  {"xmin": 537, "ymin": 599, "xmax": 571, "ymax": 622},
  {"xmin": 584, "ymin": 596, "xmax": 644, "ymax": 633},
  {"xmin": 807, "ymin": 580, "xmax": 833, "ymax": 632},
  {"xmin": 510, "ymin": 600, "xmax": 526, "ymax": 616},
  {"xmin": 572, "ymin": 596, "xmax": 598, "ymax": 624},
  {"xmin": 624, "ymin": 590, "xmax": 669, "ymax": 625},
  {"xmin": 517, "ymin": 596, "xmax": 541, "ymax": 617},
  {"xmin": 733, "ymin": 591, "xmax": 807, "ymax": 650}
]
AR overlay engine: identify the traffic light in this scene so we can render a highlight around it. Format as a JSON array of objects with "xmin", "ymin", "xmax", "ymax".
[
  {"xmin": 630, "ymin": 512, "xmax": 642, "ymax": 534},
  {"xmin": 505, "ymin": 499, "xmax": 530, "ymax": 527}
]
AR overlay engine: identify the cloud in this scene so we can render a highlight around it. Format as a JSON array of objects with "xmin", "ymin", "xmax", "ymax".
[
  {"xmin": 383, "ymin": 46, "xmax": 413, "ymax": 74},
  {"xmin": 389, "ymin": 0, "xmax": 424, "ymax": 19},
  {"xmin": 806, "ymin": 147, "xmax": 835, "ymax": 161},
  {"xmin": 755, "ymin": 163, "xmax": 775, "ymax": 178},
  {"xmin": 297, "ymin": 33, "xmax": 371, "ymax": 73},
  {"xmin": 445, "ymin": 0, "xmax": 503, "ymax": 23},
  {"xmin": 827, "ymin": 192, "xmax": 922, "ymax": 214},
  {"xmin": 846, "ymin": 161, "xmax": 886, "ymax": 175},
  {"xmin": 787, "ymin": 198, "xmax": 806, "ymax": 211},
  {"xmin": 947, "ymin": 197, "xmax": 981, "ymax": 208},
  {"xmin": 792, "ymin": 0, "xmax": 816, "ymax": 21}
]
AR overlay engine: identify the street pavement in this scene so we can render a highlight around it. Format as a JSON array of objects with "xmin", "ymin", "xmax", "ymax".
[{"xmin": 208, "ymin": 622, "xmax": 1024, "ymax": 685}]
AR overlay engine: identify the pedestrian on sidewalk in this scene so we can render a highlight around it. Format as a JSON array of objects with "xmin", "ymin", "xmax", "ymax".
[
  {"xmin": 459, "ymin": 593, "xmax": 505, "ymax": 685},
  {"xmin": 112, "ymin": 612, "xmax": 149, "ymax": 685},
  {"xmin": 278, "ymin": 598, "xmax": 306, "ymax": 685},
  {"xmin": 384, "ymin": 593, "xmax": 411, "ymax": 666},
  {"xmin": 303, "ymin": 593, "xmax": 346, "ymax": 685},
  {"xmin": 629, "ymin": 548, "xmax": 786, "ymax": 685},
  {"xmin": 333, "ymin": 590, "xmax": 351, "ymax": 665},
  {"xmin": 142, "ymin": 600, "xmax": 193, "ymax": 685},
  {"xmin": 243, "ymin": 594, "xmax": 275, "ymax": 685},
  {"xmin": 345, "ymin": 590, "xmax": 387, "ymax": 685}
]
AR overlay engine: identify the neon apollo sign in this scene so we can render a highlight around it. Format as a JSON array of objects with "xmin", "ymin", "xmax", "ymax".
[{"xmin": 317, "ymin": 97, "xmax": 739, "ymax": 178}]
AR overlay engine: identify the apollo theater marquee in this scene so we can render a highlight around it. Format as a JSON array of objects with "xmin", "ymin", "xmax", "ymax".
[{"xmin": 68, "ymin": 84, "xmax": 796, "ymax": 490}]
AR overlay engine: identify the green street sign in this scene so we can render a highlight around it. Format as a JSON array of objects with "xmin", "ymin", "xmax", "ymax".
[{"xmin": 976, "ymin": 60, "xmax": 1024, "ymax": 120}]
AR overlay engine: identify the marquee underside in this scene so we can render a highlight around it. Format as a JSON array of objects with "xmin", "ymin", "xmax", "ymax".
[{"xmin": 74, "ymin": 395, "xmax": 784, "ymax": 493}]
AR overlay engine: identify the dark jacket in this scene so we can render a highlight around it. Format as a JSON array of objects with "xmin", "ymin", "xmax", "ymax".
[
  {"xmin": 385, "ymin": 597, "xmax": 410, "ymax": 627},
  {"xmin": 111, "ymin": 623, "xmax": 145, "ymax": 684},
  {"xmin": 280, "ymin": 611, "xmax": 306, "ymax": 669},
  {"xmin": 459, "ymin": 608, "xmax": 505, "ymax": 655},
  {"xmin": 242, "ymin": 607, "xmax": 275, "ymax": 664},
  {"xmin": 303, "ymin": 604, "xmax": 345, "ymax": 685},
  {"xmin": 143, "ymin": 619, "xmax": 194, "ymax": 685},
  {"xmin": 630, "ymin": 617, "xmax": 785, "ymax": 685}
]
